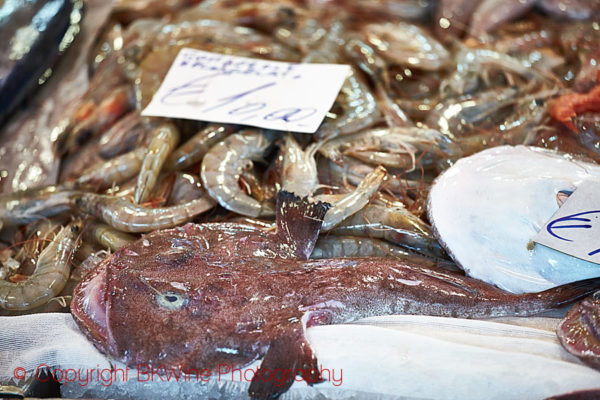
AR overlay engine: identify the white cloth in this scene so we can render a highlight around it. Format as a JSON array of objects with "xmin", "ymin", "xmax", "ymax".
[{"xmin": 1, "ymin": 313, "xmax": 599, "ymax": 399}]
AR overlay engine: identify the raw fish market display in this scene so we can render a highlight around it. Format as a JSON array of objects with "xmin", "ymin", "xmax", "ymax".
[{"xmin": 1, "ymin": 0, "xmax": 600, "ymax": 399}]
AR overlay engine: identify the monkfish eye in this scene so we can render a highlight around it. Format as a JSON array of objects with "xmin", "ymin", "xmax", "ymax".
[{"xmin": 156, "ymin": 292, "xmax": 188, "ymax": 310}]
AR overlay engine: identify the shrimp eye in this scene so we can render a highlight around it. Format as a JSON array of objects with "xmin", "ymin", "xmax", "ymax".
[
  {"xmin": 593, "ymin": 291, "xmax": 600, "ymax": 301},
  {"xmin": 156, "ymin": 292, "xmax": 188, "ymax": 310}
]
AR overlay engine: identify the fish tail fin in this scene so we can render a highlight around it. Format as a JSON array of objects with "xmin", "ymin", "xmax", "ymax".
[
  {"xmin": 248, "ymin": 332, "xmax": 321, "ymax": 399},
  {"xmin": 276, "ymin": 190, "xmax": 330, "ymax": 260},
  {"xmin": 528, "ymin": 277, "xmax": 600, "ymax": 310}
]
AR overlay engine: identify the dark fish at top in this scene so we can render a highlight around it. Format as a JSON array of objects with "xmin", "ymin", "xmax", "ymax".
[
  {"xmin": 71, "ymin": 192, "xmax": 600, "ymax": 400},
  {"xmin": 557, "ymin": 291, "xmax": 600, "ymax": 370},
  {"xmin": 0, "ymin": 0, "xmax": 82, "ymax": 128}
]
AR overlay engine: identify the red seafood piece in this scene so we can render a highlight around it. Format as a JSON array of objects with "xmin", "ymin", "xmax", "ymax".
[
  {"xmin": 548, "ymin": 71, "xmax": 600, "ymax": 132},
  {"xmin": 557, "ymin": 292, "xmax": 600, "ymax": 371}
]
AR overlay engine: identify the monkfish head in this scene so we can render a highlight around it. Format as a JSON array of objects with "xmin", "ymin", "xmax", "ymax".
[{"xmin": 70, "ymin": 246, "xmax": 274, "ymax": 371}]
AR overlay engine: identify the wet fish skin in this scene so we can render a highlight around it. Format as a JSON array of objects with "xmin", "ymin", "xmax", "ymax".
[
  {"xmin": 0, "ymin": 0, "xmax": 81, "ymax": 127},
  {"xmin": 546, "ymin": 388, "xmax": 600, "ymax": 400},
  {"xmin": 72, "ymin": 241, "xmax": 600, "ymax": 399},
  {"xmin": 557, "ymin": 292, "xmax": 600, "ymax": 370}
]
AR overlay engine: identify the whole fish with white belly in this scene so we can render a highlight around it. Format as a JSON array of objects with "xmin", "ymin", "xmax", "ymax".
[
  {"xmin": 71, "ymin": 191, "xmax": 600, "ymax": 399},
  {"xmin": 428, "ymin": 145, "xmax": 600, "ymax": 294}
]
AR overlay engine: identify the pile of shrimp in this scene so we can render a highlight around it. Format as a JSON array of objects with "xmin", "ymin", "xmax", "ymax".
[{"xmin": 1, "ymin": 0, "xmax": 599, "ymax": 314}]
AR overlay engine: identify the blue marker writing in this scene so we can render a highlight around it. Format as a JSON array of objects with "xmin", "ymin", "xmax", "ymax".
[{"xmin": 546, "ymin": 210, "xmax": 600, "ymax": 258}]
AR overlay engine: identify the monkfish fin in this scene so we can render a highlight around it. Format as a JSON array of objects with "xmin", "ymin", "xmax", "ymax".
[
  {"xmin": 275, "ymin": 190, "xmax": 330, "ymax": 260},
  {"xmin": 248, "ymin": 330, "xmax": 322, "ymax": 399}
]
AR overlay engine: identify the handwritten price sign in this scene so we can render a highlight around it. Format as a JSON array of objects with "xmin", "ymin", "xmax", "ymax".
[
  {"xmin": 533, "ymin": 181, "xmax": 600, "ymax": 264},
  {"xmin": 142, "ymin": 48, "xmax": 351, "ymax": 133}
]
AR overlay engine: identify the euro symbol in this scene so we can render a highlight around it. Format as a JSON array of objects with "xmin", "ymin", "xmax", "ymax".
[{"xmin": 546, "ymin": 210, "xmax": 600, "ymax": 257}]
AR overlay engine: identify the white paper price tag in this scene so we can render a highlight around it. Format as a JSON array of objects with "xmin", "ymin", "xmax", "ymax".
[
  {"xmin": 141, "ymin": 48, "xmax": 351, "ymax": 133},
  {"xmin": 533, "ymin": 180, "xmax": 600, "ymax": 264}
]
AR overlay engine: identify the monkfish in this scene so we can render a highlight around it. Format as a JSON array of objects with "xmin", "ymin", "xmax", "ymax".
[{"xmin": 71, "ymin": 192, "xmax": 600, "ymax": 399}]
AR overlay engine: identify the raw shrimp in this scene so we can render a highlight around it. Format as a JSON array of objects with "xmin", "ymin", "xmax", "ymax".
[
  {"xmin": 167, "ymin": 124, "xmax": 236, "ymax": 171},
  {"xmin": 134, "ymin": 122, "xmax": 180, "ymax": 204},
  {"xmin": 318, "ymin": 156, "xmax": 429, "ymax": 198},
  {"xmin": 97, "ymin": 111, "xmax": 148, "ymax": 159},
  {"xmin": 346, "ymin": 39, "xmax": 413, "ymax": 127},
  {"xmin": 330, "ymin": 200, "xmax": 447, "ymax": 259},
  {"xmin": 74, "ymin": 148, "xmax": 147, "ymax": 190},
  {"xmin": 440, "ymin": 48, "xmax": 558, "ymax": 98},
  {"xmin": 0, "ymin": 186, "xmax": 74, "ymax": 226},
  {"xmin": 469, "ymin": 0, "xmax": 538, "ymax": 37},
  {"xmin": 349, "ymin": 0, "xmax": 433, "ymax": 20},
  {"xmin": 299, "ymin": 25, "xmax": 381, "ymax": 140},
  {"xmin": 428, "ymin": 87, "xmax": 521, "ymax": 139},
  {"xmin": 315, "ymin": 66, "xmax": 381, "ymax": 140},
  {"xmin": 319, "ymin": 127, "xmax": 462, "ymax": 172},
  {"xmin": 201, "ymin": 130, "xmax": 275, "ymax": 218},
  {"xmin": 558, "ymin": 22, "xmax": 600, "ymax": 92},
  {"xmin": 0, "ymin": 221, "xmax": 82, "ymax": 311},
  {"xmin": 362, "ymin": 22, "xmax": 451, "ymax": 71},
  {"xmin": 239, "ymin": 168, "xmax": 276, "ymax": 204},
  {"xmin": 317, "ymin": 166, "xmax": 387, "ymax": 231},
  {"xmin": 56, "ymin": 85, "xmax": 136, "ymax": 155},
  {"xmin": 85, "ymin": 221, "xmax": 136, "ymax": 251},
  {"xmin": 311, "ymin": 236, "xmax": 460, "ymax": 271},
  {"xmin": 278, "ymin": 136, "xmax": 387, "ymax": 229},
  {"xmin": 280, "ymin": 135, "xmax": 319, "ymax": 196},
  {"xmin": 73, "ymin": 192, "xmax": 216, "ymax": 233},
  {"xmin": 177, "ymin": 1, "xmax": 308, "ymax": 35}
]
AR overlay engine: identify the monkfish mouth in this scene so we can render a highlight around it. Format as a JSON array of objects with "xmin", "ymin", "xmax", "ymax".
[{"xmin": 71, "ymin": 260, "xmax": 112, "ymax": 355}]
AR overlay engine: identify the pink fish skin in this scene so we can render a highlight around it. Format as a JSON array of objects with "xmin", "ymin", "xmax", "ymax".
[
  {"xmin": 71, "ymin": 192, "xmax": 600, "ymax": 399},
  {"xmin": 557, "ymin": 291, "xmax": 600, "ymax": 371}
]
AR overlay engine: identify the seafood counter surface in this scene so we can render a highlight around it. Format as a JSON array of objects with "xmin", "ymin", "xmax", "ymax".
[
  {"xmin": 2, "ymin": 313, "xmax": 600, "ymax": 400},
  {"xmin": 1, "ymin": 0, "xmax": 600, "ymax": 399}
]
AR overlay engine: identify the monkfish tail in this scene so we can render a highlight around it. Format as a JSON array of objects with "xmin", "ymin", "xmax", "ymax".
[{"xmin": 529, "ymin": 277, "xmax": 600, "ymax": 311}]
